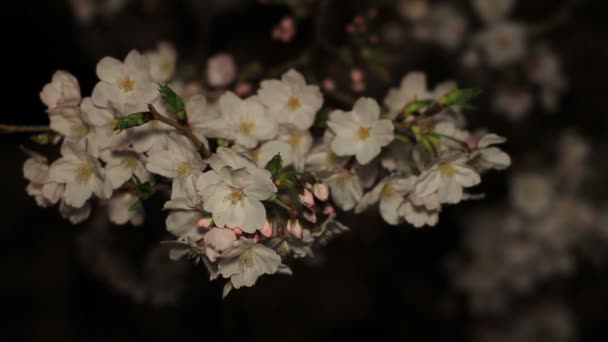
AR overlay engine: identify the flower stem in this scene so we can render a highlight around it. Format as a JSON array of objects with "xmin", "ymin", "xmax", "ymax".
[
  {"xmin": 0, "ymin": 124, "xmax": 52, "ymax": 134},
  {"xmin": 147, "ymin": 104, "xmax": 212, "ymax": 158},
  {"xmin": 272, "ymin": 198, "xmax": 291, "ymax": 212}
]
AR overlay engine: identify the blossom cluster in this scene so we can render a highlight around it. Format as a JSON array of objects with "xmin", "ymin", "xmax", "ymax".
[{"xmin": 25, "ymin": 44, "xmax": 509, "ymax": 297}]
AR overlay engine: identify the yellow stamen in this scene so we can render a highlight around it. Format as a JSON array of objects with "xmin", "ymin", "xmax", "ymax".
[
  {"xmin": 239, "ymin": 247, "xmax": 255, "ymax": 268},
  {"xmin": 76, "ymin": 162, "xmax": 93, "ymax": 183},
  {"xmin": 286, "ymin": 96, "xmax": 302, "ymax": 111},
  {"xmin": 240, "ymin": 121, "xmax": 254, "ymax": 134},
  {"xmin": 226, "ymin": 189, "xmax": 245, "ymax": 205},
  {"xmin": 176, "ymin": 162, "xmax": 192, "ymax": 177},
  {"xmin": 117, "ymin": 76, "xmax": 135, "ymax": 93},
  {"xmin": 71, "ymin": 122, "xmax": 89, "ymax": 137},
  {"xmin": 160, "ymin": 60, "xmax": 172, "ymax": 73},
  {"xmin": 381, "ymin": 183, "xmax": 395, "ymax": 198},
  {"xmin": 438, "ymin": 163, "xmax": 456, "ymax": 178},
  {"xmin": 287, "ymin": 134, "xmax": 301, "ymax": 148},
  {"xmin": 357, "ymin": 127, "xmax": 371, "ymax": 140}
]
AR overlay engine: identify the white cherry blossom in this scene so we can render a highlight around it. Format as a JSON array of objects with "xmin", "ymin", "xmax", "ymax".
[
  {"xmin": 258, "ymin": 69, "xmax": 323, "ymax": 130},
  {"xmin": 328, "ymin": 97, "xmax": 394, "ymax": 165},
  {"xmin": 356, "ymin": 176, "xmax": 416, "ymax": 224},
  {"xmin": 107, "ymin": 192, "xmax": 144, "ymax": 226},
  {"xmin": 146, "ymin": 134, "xmax": 206, "ymax": 202},
  {"xmin": 414, "ymin": 152, "xmax": 481, "ymax": 204},
  {"xmin": 40, "ymin": 70, "xmax": 81, "ymax": 111},
  {"xmin": 146, "ymin": 42, "xmax": 177, "ymax": 83},
  {"xmin": 104, "ymin": 151, "xmax": 151, "ymax": 190},
  {"xmin": 197, "ymin": 148, "xmax": 277, "ymax": 233},
  {"xmin": 218, "ymin": 239, "xmax": 282, "ymax": 289},
  {"xmin": 205, "ymin": 92, "xmax": 278, "ymax": 148},
  {"xmin": 92, "ymin": 50, "xmax": 158, "ymax": 114},
  {"xmin": 325, "ymin": 169, "xmax": 363, "ymax": 211},
  {"xmin": 49, "ymin": 143, "xmax": 107, "ymax": 208}
]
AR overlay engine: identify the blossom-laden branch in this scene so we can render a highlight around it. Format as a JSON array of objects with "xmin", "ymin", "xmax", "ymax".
[{"xmin": 19, "ymin": 42, "xmax": 509, "ymax": 299}]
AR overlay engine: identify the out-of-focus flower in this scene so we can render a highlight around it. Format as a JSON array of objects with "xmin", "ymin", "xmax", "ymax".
[
  {"xmin": 207, "ymin": 53, "xmax": 237, "ymax": 87},
  {"xmin": 510, "ymin": 173, "xmax": 553, "ymax": 217},
  {"xmin": 476, "ymin": 22, "xmax": 526, "ymax": 67},
  {"xmin": 146, "ymin": 42, "xmax": 177, "ymax": 83},
  {"xmin": 272, "ymin": 16, "xmax": 296, "ymax": 43},
  {"xmin": 40, "ymin": 70, "xmax": 81, "ymax": 111}
]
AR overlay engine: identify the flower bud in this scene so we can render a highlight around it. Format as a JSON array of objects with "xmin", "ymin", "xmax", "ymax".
[
  {"xmin": 197, "ymin": 217, "xmax": 213, "ymax": 228},
  {"xmin": 303, "ymin": 210, "xmax": 317, "ymax": 223},
  {"xmin": 312, "ymin": 182, "xmax": 330, "ymax": 201},
  {"xmin": 286, "ymin": 219, "xmax": 303, "ymax": 239},
  {"xmin": 299, "ymin": 189, "xmax": 315, "ymax": 208},
  {"xmin": 259, "ymin": 218, "xmax": 273, "ymax": 238},
  {"xmin": 323, "ymin": 205, "xmax": 335, "ymax": 215}
]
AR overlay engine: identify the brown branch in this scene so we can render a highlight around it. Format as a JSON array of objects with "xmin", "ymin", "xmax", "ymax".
[
  {"xmin": 0, "ymin": 124, "xmax": 52, "ymax": 134},
  {"xmin": 147, "ymin": 104, "xmax": 212, "ymax": 158}
]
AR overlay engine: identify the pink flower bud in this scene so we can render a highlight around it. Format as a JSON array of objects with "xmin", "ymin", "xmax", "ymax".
[
  {"xmin": 286, "ymin": 219, "xmax": 303, "ymax": 239},
  {"xmin": 303, "ymin": 210, "xmax": 317, "ymax": 223},
  {"xmin": 323, "ymin": 78, "xmax": 335, "ymax": 91},
  {"xmin": 323, "ymin": 205, "xmax": 335, "ymax": 215},
  {"xmin": 346, "ymin": 23, "xmax": 356, "ymax": 33},
  {"xmin": 354, "ymin": 16, "xmax": 365, "ymax": 26},
  {"xmin": 312, "ymin": 182, "xmax": 329, "ymax": 201},
  {"xmin": 207, "ymin": 53, "xmax": 237, "ymax": 87},
  {"xmin": 299, "ymin": 189, "xmax": 315, "ymax": 208},
  {"xmin": 234, "ymin": 82, "xmax": 252, "ymax": 96},
  {"xmin": 466, "ymin": 136, "xmax": 478, "ymax": 151},
  {"xmin": 233, "ymin": 227, "xmax": 243, "ymax": 236},
  {"xmin": 259, "ymin": 218, "xmax": 273, "ymax": 238},
  {"xmin": 351, "ymin": 68, "xmax": 364, "ymax": 83},
  {"xmin": 197, "ymin": 217, "xmax": 213, "ymax": 228}
]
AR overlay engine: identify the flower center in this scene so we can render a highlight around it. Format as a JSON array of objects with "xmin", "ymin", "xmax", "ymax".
[
  {"xmin": 226, "ymin": 188, "xmax": 245, "ymax": 205},
  {"xmin": 76, "ymin": 162, "xmax": 93, "ymax": 183},
  {"xmin": 287, "ymin": 134, "xmax": 301, "ymax": 148},
  {"xmin": 176, "ymin": 162, "xmax": 192, "ymax": 177},
  {"xmin": 381, "ymin": 183, "xmax": 395, "ymax": 198},
  {"xmin": 160, "ymin": 60, "xmax": 172, "ymax": 73},
  {"xmin": 117, "ymin": 76, "xmax": 135, "ymax": 93},
  {"xmin": 438, "ymin": 163, "xmax": 456, "ymax": 178},
  {"xmin": 71, "ymin": 122, "xmax": 89, "ymax": 137},
  {"xmin": 240, "ymin": 120, "xmax": 254, "ymax": 134},
  {"xmin": 286, "ymin": 96, "xmax": 302, "ymax": 111},
  {"xmin": 239, "ymin": 247, "xmax": 255, "ymax": 268},
  {"xmin": 357, "ymin": 126, "xmax": 371, "ymax": 140}
]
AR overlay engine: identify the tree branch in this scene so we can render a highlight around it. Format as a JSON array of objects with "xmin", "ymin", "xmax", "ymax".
[
  {"xmin": 147, "ymin": 104, "xmax": 212, "ymax": 158},
  {"xmin": 0, "ymin": 124, "xmax": 52, "ymax": 134}
]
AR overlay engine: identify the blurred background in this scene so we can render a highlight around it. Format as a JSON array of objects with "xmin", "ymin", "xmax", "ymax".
[{"xmin": 1, "ymin": 0, "xmax": 608, "ymax": 341}]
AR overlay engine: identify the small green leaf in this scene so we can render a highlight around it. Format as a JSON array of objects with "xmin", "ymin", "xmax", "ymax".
[
  {"xmin": 265, "ymin": 154, "xmax": 283, "ymax": 180},
  {"xmin": 128, "ymin": 200, "xmax": 142, "ymax": 212},
  {"xmin": 30, "ymin": 133, "xmax": 50, "ymax": 144},
  {"xmin": 403, "ymin": 99, "xmax": 434, "ymax": 116},
  {"xmin": 114, "ymin": 112, "xmax": 153, "ymax": 133},
  {"xmin": 238, "ymin": 62, "xmax": 263, "ymax": 82},
  {"xmin": 159, "ymin": 84, "xmax": 186, "ymax": 121},
  {"xmin": 439, "ymin": 88, "xmax": 481, "ymax": 107},
  {"xmin": 275, "ymin": 171, "xmax": 296, "ymax": 188}
]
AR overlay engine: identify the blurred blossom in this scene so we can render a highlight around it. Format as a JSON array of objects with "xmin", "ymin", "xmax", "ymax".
[
  {"xmin": 494, "ymin": 87, "xmax": 533, "ymax": 121},
  {"xmin": 70, "ymin": 0, "xmax": 130, "ymax": 23},
  {"xmin": 398, "ymin": 0, "xmax": 430, "ymax": 21},
  {"xmin": 472, "ymin": 0, "xmax": 516, "ymax": 24},
  {"xmin": 475, "ymin": 22, "xmax": 526, "ymax": 67},
  {"xmin": 272, "ymin": 16, "xmax": 296, "ymax": 43},
  {"xmin": 206, "ymin": 53, "xmax": 237, "ymax": 87}
]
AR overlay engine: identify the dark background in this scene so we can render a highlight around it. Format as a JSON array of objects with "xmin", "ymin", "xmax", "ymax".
[{"xmin": 1, "ymin": 0, "xmax": 608, "ymax": 341}]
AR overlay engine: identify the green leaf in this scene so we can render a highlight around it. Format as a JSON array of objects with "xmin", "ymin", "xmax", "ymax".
[
  {"xmin": 265, "ymin": 154, "xmax": 283, "ymax": 180},
  {"xmin": 439, "ymin": 88, "xmax": 481, "ymax": 107},
  {"xmin": 275, "ymin": 171, "xmax": 296, "ymax": 188},
  {"xmin": 238, "ymin": 62, "xmax": 263, "ymax": 82},
  {"xmin": 128, "ymin": 200, "xmax": 142, "ymax": 212},
  {"xmin": 30, "ymin": 133, "xmax": 50, "ymax": 144},
  {"xmin": 159, "ymin": 84, "xmax": 186, "ymax": 121},
  {"xmin": 114, "ymin": 112, "xmax": 153, "ymax": 133},
  {"xmin": 403, "ymin": 99, "xmax": 434, "ymax": 116}
]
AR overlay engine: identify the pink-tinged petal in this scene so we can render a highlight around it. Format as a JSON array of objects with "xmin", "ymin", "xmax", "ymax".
[{"xmin": 259, "ymin": 218, "xmax": 273, "ymax": 238}]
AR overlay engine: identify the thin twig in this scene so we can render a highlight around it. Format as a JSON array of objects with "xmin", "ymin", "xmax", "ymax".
[
  {"xmin": 147, "ymin": 104, "xmax": 212, "ymax": 158},
  {"xmin": 0, "ymin": 124, "xmax": 52, "ymax": 134}
]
